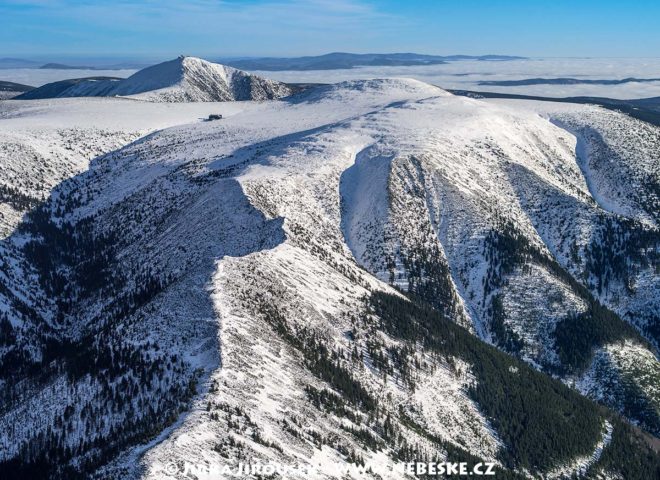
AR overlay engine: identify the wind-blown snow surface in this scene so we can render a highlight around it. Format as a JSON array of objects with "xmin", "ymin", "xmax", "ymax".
[
  {"xmin": 16, "ymin": 57, "xmax": 292, "ymax": 102},
  {"xmin": 0, "ymin": 79, "xmax": 658, "ymax": 478},
  {"xmin": 0, "ymin": 98, "xmax": 262, "ymax": 236}
]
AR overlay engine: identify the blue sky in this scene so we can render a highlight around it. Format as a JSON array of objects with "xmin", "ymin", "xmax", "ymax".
[{"xmin": 1, "ymin": 0, "xmax": 659, "ymax": 60}]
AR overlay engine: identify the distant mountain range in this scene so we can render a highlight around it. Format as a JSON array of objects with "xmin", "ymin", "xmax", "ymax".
[
  {"xmin": 0, "ymin": 80, "xmax": 35, "ymax": 99},
  {"xmin": 479, "ymin": 77, "xmax": 660, "ymax": 86},
  {"xmin": 0, "ymin": 58, "xmax": 42, "ymax": 69},
  {"xmin": 220, "ymin": 52, "xmax": 527, "ymax": 71},
  {"xmin": 15, "ymin": 76, "xmax": 123, "ymax": 99},
  {"xmin": 0, "ymin": 53, "xmax": 526, "ymax": 72},
  {"xmin": 0, "ymin": 58, "xmax": 147, "ymax": 70},
  {"xmin": 39, "ymin": 63, "xmax": 110, "ymax": 70},
  {"xmin": 0, "ymin": 80, "xmax": 34, "ymax": 92},
  {"xmin": 450, "ymin": 89, "xmax": 660, "ymax": 125}
]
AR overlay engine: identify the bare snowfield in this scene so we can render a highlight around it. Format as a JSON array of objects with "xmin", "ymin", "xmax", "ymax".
[
  {"xmin": 0, "ymin": 97, "xmax": 255, "ymax": 129},
  {"xmin": 0, "ymin": 97, "xmax": 260, "ymax": 235}
]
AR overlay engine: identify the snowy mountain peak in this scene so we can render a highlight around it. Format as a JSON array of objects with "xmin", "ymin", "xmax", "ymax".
[{"xmin": 17, "ymin": 56, "xmax": 292, "ymax": 102}]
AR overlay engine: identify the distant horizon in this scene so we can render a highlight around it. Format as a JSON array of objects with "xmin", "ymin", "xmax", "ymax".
[
  {"xmin": 4, "ymin": 52, "xmax": 660, "ymax": 70},
  {"xmin": 1, "ymin": 52, "xmax": 528, "ymax": 69},
  {"xmin": 5, "ymin": 54, "xmax": 660, "ymax": 102}
]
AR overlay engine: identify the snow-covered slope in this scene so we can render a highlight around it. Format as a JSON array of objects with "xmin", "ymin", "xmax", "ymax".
[
  {"xmin": 0, "ymin": 97, "xmax": 262, "ymax": 236},
  {"xmin": 16, "ymin": 56, "xmax": 292, "ymax": 102},
  {"xmin": 0, "ymin": 80, "xmax": 658, "ymax": 479}
]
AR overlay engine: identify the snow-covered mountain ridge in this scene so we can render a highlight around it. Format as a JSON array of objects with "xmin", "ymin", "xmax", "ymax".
[
  {"xmin": 0, "ymin": 79, "xmax": 658, "ymax": 479},
  {"xmin": 16, "ymin": 56, "xmax": 292, "ymax": 102}
]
